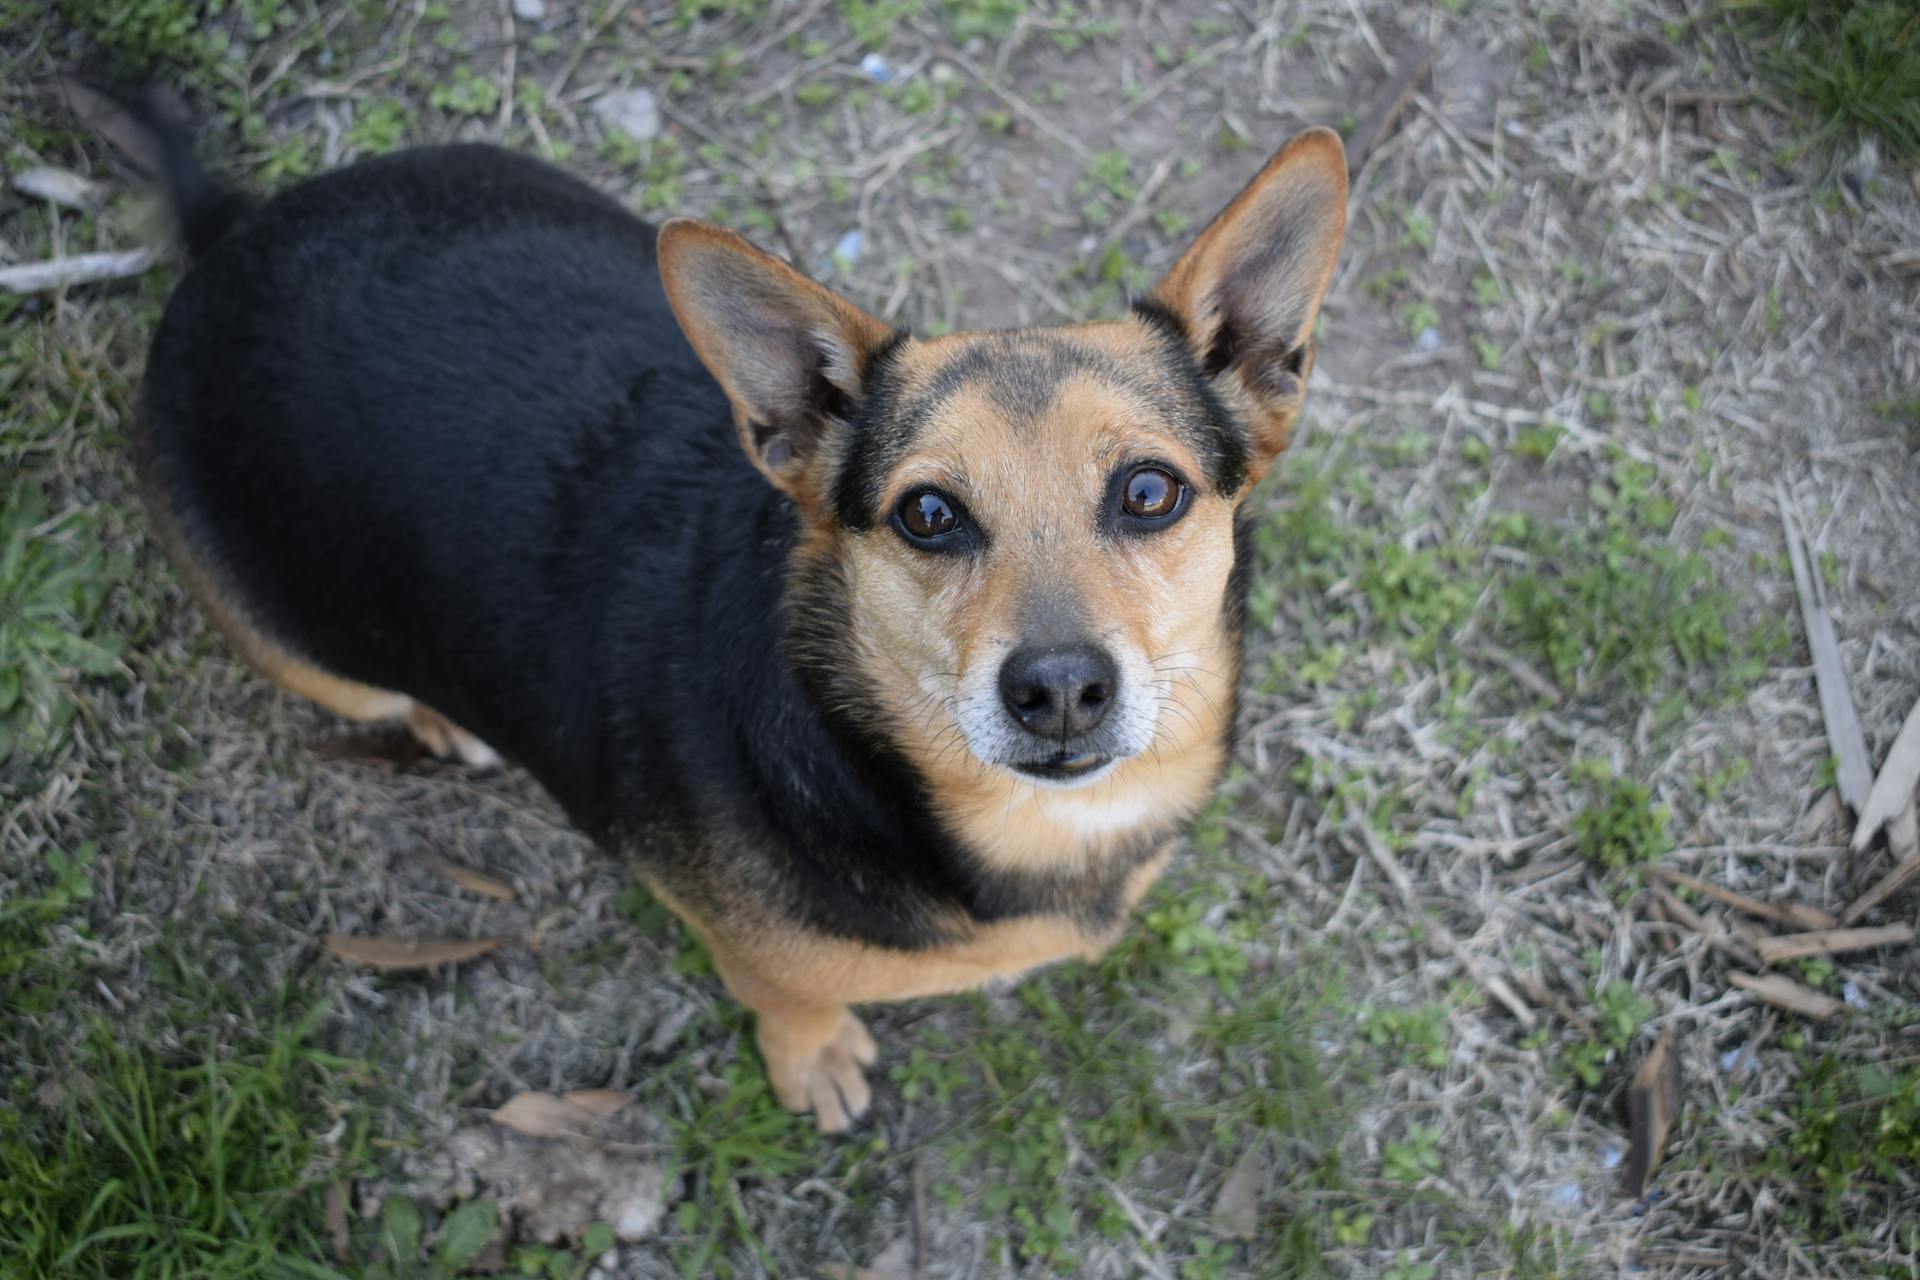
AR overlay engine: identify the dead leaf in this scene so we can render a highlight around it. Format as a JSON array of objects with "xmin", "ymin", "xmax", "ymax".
[
  {"xmin": 561, "ymin": 1088, "xmax": 633, "ymax": 1118},
  {"xmin": 1852, "ymin": 693, "xmax": 1920, "ymax": 852},
  {"xmin": 427, "ymin": 858, "xmax": 516, "ymax": 901},
  {"xmin": 1211, "ymin": 1139, "xmax": 1266, "ymax": 1240},
  {"xmin": 324, "ymin": 1182, "xmax": 352, "ymax": 1265},
  {"xmin": 322, "ymin": 934, "xmax": 506, "ymax": 970},
  {"xmin": 1625, "ymin": 1028, "xmax": 1680, "ymax": 1197},
  {"xmin": 490, "ymin": 1091, "xmax": 612, "ymax": 1137}
]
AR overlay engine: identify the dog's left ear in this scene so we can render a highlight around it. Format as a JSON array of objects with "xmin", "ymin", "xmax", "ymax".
[
  {"xmin": 657, "ymin": 219, "xmax": 895, "ymax": 509},
  {"xmin": 1149, "ymin": 128, "xmax": 1347, "ymax": 483}
]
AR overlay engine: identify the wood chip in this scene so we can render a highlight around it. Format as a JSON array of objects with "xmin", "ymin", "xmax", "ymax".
[
  {"xmin": 13, "ymin": 166, "xmax": 105, "ymax": 209},
  {"xmin": 1728, "ymin": 970, "xmax": 1844, "ymax": 1019},
  {"xmin": 427, "ymin": 858, "xmax": 516, "ymax": 901},
  {"xmin": 1777, "ymin": 484, "xmax": 1873, "ymax": 812},
  {"xmin": 1649, "ymin": 866, "xmax": 1838, "ymax": 931},
  {"xmin": 559, "ymin": 1088, "xmax": 634, "ymax": 1118},
  {"xmin": 324, "ymin": 1182, "xmax": 353, "ymax": 1264},
  {"xmin": 0, "ymin": 248, "xmax": 157, "ymax": 294},
  {"xmin": 322, "ymin": 934, "xmax": 507, "ymax": 970},
  {"xmin": 1753, "ymin": 923, "xmax": 1913, "ymax": 963},
  {"xmin": 1852, "ymin": 693, "xmax": 1920, "ymax": 852},
  {"xmin": 1625, "ymin": 1027, "xmax": 1679, "ymax": 1197},
  {"xmin": 1211, "ymin": 1140, "xmax": 1266, "ymax": 1240}
]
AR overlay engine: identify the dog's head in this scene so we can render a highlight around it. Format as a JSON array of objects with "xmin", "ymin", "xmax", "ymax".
[{"xmin": 659, "ymin": 130, "xmax": 1346, "ymax": 861}]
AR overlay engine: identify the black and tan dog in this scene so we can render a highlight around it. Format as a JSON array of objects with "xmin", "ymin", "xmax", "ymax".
[{"xmin": 134, "ymin": 114, "xmax": 1345, "ymax": 1130}]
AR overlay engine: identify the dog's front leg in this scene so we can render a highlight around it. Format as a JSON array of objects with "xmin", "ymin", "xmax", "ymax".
[{"xmin": 716, "ymin": 960, "xmax": 878, "ymax": 1134}]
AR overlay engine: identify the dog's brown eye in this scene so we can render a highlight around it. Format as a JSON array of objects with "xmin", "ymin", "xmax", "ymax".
[
  {"xmin": 1121, "ymin": 467, "xmax": 1182, "ymax": 520},
  {"xmin": 899, "ymin": 490, "xmax": 958, "ymax": 540}
]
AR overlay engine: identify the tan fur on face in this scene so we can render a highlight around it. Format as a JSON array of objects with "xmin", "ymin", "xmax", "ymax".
[{"xmin": 832, "ymin": 323, "xmax": 1239, "ymax": 873}]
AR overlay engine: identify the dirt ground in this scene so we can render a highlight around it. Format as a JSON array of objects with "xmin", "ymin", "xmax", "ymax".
[{"xmin": 4, "ymin": 0, "xmax": 1919, "ymax": 1276}]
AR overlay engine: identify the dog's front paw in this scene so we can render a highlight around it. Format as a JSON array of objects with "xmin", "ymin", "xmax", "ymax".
[{"xmin": 757, "ymin": 1007, "xmax": 878, "ymax": 1134}]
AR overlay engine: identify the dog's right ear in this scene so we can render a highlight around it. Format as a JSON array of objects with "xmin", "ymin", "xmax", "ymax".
[{"xmin": 657, "ymin": 219, "xmax": 896, "ymax": 510}]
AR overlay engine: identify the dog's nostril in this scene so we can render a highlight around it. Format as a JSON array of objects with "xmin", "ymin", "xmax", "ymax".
[
  {"xmin": 1015, "ymin": 687, "xmax": 1049, "ymax": 713},
  {"xmin": 1080, "ymin": 683, "xmax": 1108, "ymax": 706}
]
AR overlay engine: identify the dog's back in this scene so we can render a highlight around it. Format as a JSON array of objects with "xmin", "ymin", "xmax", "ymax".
[{"xmin": 140, "ymin": 143, "xmax": 758, "ymax": 825}]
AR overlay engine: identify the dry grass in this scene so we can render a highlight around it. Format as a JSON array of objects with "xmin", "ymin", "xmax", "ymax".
[{"xmin": 3, "ymin": 0, "xmax": 1919, "ymax": 1276}]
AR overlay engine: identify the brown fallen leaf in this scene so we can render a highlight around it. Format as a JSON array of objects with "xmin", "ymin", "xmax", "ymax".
[
  {"xmin": 1625, "ymin": 1028, "xmax": 1680, "ymax": 1197},
  {"xmin": 1211, "ymin": 1139, "xmax": 1266, "ymax": 1240},
  {"xmin": 324, "ymin": 1182, "xmax": 352, "ymax": 1265},
  {"xmin": 427, "ymin": 858, "xmax": 516, "ymax": 901},
  {"xmin": 322, "ymin": 934, "xmax": 507, "ymax": 970},
  {"xmin": 490, "ymin": 1091, "xmax": 599, "ymax": 1137},
  {"xmin": 1728, "ymin": 970, "xmax": 1844, "ymax": 1019},
  {"xmin": 561, "ymin": 1088, "xmax": 634, "ymax": 1118}
]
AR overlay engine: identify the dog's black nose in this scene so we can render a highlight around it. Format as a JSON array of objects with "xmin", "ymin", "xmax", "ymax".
[{"xmin": 999, "ymin": 644, "xmax": 1116, "ymax": 739}]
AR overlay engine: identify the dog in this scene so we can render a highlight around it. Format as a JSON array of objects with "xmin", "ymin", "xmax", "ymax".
[{"xmin": 132, "ymin": 111, "xmax": 1345, "ymax": 1132}]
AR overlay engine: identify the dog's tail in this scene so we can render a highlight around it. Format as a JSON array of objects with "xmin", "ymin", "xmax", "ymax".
[{"xmin": 64, "ymin": 81, "xmax": 251, "ymax": 259}]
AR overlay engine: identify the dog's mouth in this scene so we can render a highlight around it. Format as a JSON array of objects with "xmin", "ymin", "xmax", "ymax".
[{"xmin": 1009, "ymin": 752, "xmax": 1114, "ymax": 785}]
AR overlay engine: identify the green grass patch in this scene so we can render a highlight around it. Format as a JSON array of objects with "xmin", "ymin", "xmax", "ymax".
[
  {"xmin": 0, "ymin": 1004, "xmax": 369, "ymax": 1280},
  {"xmin": 1766, "ymin": 1046, "xmax": 1920, "ymax": 1233},
  {"xmin": 1571, "ymin": 768, "xmax": 1674, "ymax": 872},
  {"xmin": 0, "ymin": 483, "xmax": 131, "ymax": 766},
  {"xmin": 1728, "ymin": 0, "xmax": 1920, "ymax": 162}
]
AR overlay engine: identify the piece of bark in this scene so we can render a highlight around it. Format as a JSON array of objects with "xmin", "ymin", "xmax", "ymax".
[
  {"xmin": 322, "ymin": 934, "xmax": 507, "ymax": 970},
  {"xmin": 1752, "ymin": 923, "xmax": 1913, "ymax": 963},
  {"xmin": 1777, "ymin": 484, "xmax": 1873, "ymax": 812},
  {"xmin": 427, "ymin": 857, "xmax": 516, "ymax": 901},
  {"xmin": 0, "ymin": 248, "xmax": 156, "ymax": 293},
  {"xmin": 1649, "ymin": 866, "xmax": 1838, "ymax": 931},
  {"xmin": 1853, "ymin": 694, "xmax": 1920, "ymax": 852},
  {"xmin": 324, "ymin": 1182, "xmax": 353, "ymax": 1265},
  {"xmin": 1728, "ymin": 970, "xmax": 1844, "ymax": 1019},
  {"xmin": 1842, "ymin": 819, "xmax": 1920, "ymax": 925},
  {"xmin": 1625, "ymin": 1028, "xmax": 1679, "ymax": 1197},
  {"xmin": 1345, "ymin": 39, "xmax": 1438, "ymax": 175}
]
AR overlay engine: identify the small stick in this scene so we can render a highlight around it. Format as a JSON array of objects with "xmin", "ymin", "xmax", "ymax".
[
  {"xmin": 1648, "ymin": 883, "xmax": 1762, "ymax": 969},
  {"xmin": 1728, "ymin": 971, "xmax": 1844, "ymax": 1019},
  {"xmin": 13, "ymin": 166, "xmax": 104, "ymax": 209},
  {"xmin": 0, "ymin": 248, "xmax": 156, "ymax": 294},
  {"xmin": 1841, "ymin": 834, "xmax": 1920, "ymax": 925},
  {"xmin": 1777, "ymin": 483, "xmax": 1874, "ymax": 812},
  {"xmin": 1649, "ymin": 866, "xmax": 1838, "ymax": 931},
  {"xmin": 1344, "ymin": 38, "xmax": 1437, "ymax": 177},
  {"xmin": 1852, "ymin": 694, "xmax": 1920, "ymax": 852},
  {"xmin": 1753, "ymin": 923, "xmax": 1913, "ymax": 964}
]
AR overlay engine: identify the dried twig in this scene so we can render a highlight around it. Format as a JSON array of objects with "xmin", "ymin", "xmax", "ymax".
[
  {"xmin": 0, "ymin": 248, "xmax": 156, "ymax": 294},
  {"xmin": 1649, "ymin": 866, "xmax": 1837, "ymax": 931},
  {"xmin": 1842, "ymin": 822, "xmax": 1920, "ymax": 925},
  {"xmin": 1752, "ymin": 924, "xmax": 1913, "ymax": 964},
  {"xmin": 1852, "ymin": 693, "xmax": 1920, "ymax": 852},
  {"xmin": 1344, "ymin": 39, "xmax": 1436, "ymax": 177},
  {"xmin": 1728, "ymin": 971, "xmax": 1844, "ymax": 1019},
  {"xmin": 1777, "ymin": 483, "xmax": 1873, "ymax": 812},
  {"xmin": 1649, "ymin": 882, "xmax": 1762, "ymax": 968}
]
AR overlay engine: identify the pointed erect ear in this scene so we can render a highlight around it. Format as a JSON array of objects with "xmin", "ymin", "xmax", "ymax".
[
  {"xmin": 1149, "ymin": 128, "xmax": 1347, "ymax": 481},
  {"xmin": 657, "ymin": 218, "xmax": 896, "ymax": 505}
]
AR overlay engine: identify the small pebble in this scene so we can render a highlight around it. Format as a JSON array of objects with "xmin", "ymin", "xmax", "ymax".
[
  {"xmin": 596, "ymin": 88, "xmax": 660, "ymax": 142},
  {"xmin": 1600, "ymin": 1143, "xmax": 1623, "ymax": 1170},
  {"xmin": 1843, "ymin": 981, "xmax": 1867, "ymax": 1009},
  {"xmin": 1416, "ymin": 326, "xmax": 1442, "ymax": 353},
  {"xmin": 511, "ymin": 0, "xmax": 545, "ymax": 20},
  {"xmin": 859, "ymin": 52, "xmax": 894, "ymax": 83}
]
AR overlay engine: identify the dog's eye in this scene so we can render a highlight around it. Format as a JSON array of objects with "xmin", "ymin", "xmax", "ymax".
[
  {"xmin": 897, "ymin": 490, "xmax": 960, "ymax": 542},
  {"xmin": 1121, "ymin": 467, "xmax": 1184, "ymax": 521}
]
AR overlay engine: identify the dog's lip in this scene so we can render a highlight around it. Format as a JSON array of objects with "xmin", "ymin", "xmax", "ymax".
[{"xmin": 1010, "ymin": 752, "xmax": 1112, "ymax": 781}]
